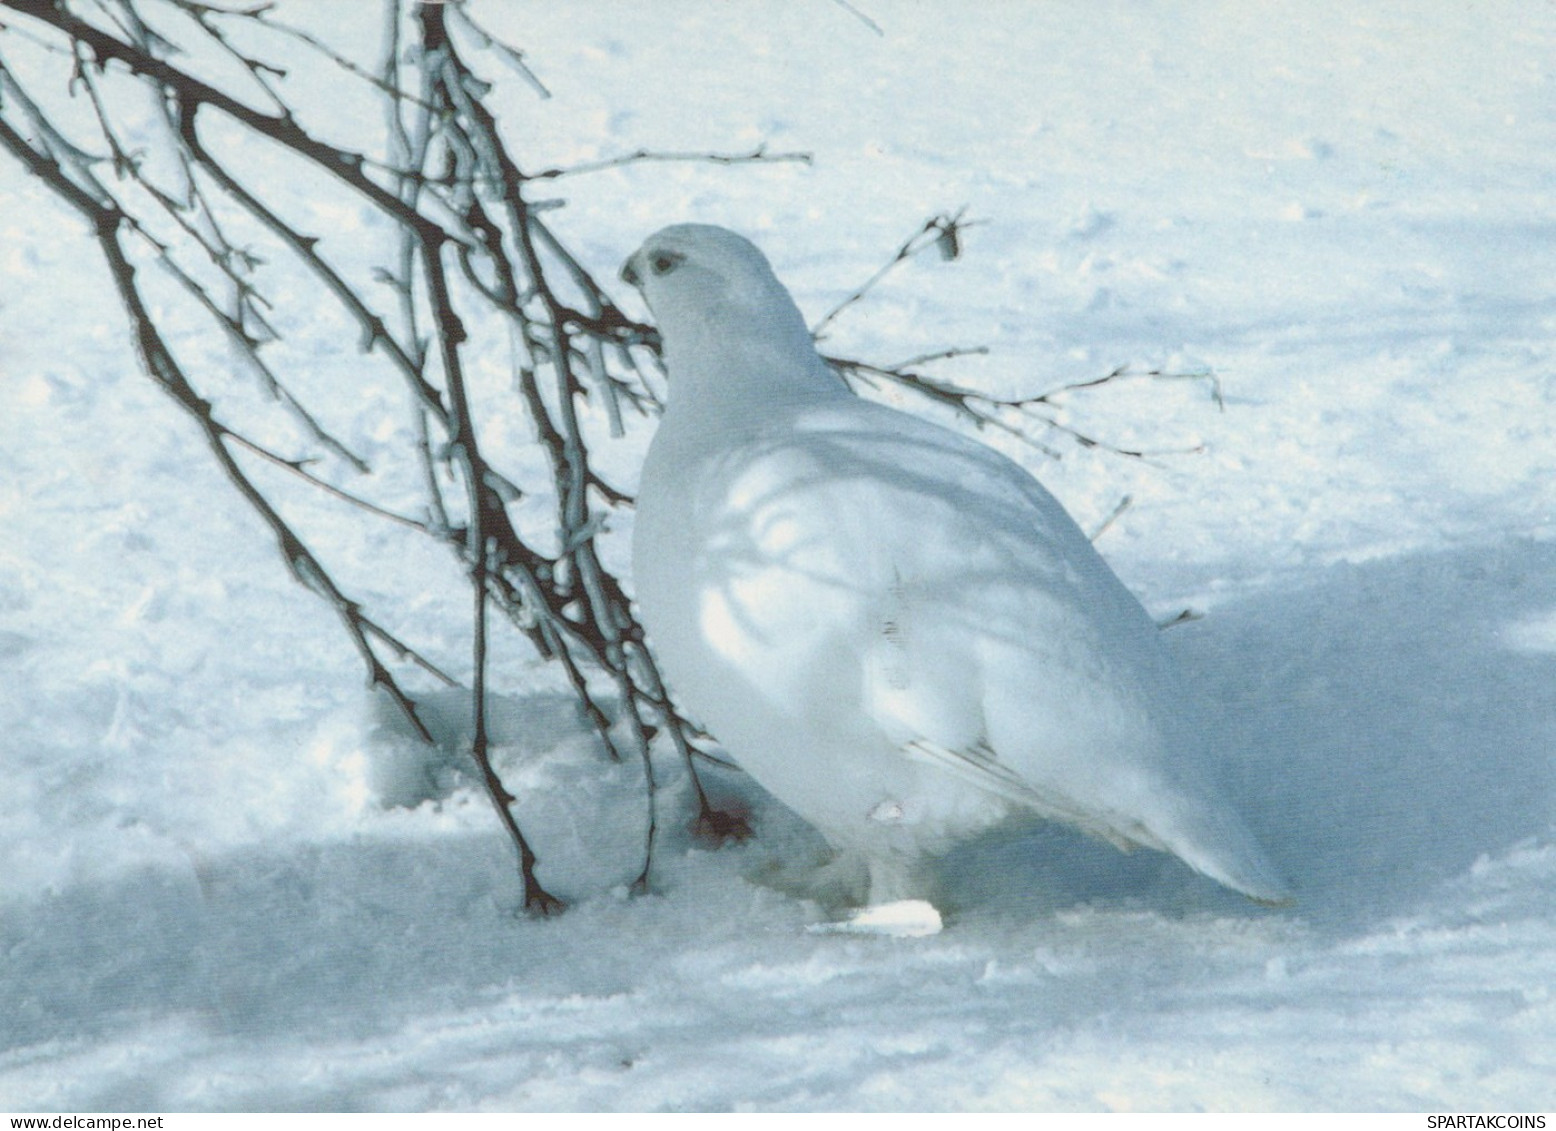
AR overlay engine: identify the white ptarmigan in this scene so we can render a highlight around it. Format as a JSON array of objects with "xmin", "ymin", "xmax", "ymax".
[{"xmin": 623, "ymin": 224, "xmax": 1288, "ymax": 928}]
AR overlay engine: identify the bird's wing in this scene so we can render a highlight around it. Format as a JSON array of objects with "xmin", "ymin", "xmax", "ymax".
[
  {"xmin": 809, "ymin": 404, "xmax": 1276, "ymax": 871},
  {"xmin": 900, "ymin": 737, "xmax": 1157, "ymax": 853}
]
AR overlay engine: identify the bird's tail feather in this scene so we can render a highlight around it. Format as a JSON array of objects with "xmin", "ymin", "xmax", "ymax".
[{"xmin": 1165, "ymin": 805, "xmax": 1293, "ymax": 906}]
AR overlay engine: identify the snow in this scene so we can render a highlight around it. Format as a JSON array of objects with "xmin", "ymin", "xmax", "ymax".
[{"xmin": 2, "ymin": 0, "xmax": 1554, "ymax": 1113}]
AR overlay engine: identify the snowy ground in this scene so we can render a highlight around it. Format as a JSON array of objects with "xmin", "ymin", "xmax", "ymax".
[{"xmin": 2, "ymin": 0, "xmax": 1555, "ymax": 1112}]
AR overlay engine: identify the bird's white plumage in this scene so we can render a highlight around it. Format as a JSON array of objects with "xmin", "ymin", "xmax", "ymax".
[{"xmin": 624, "ymin": 224, "xmax": 1288, "ymax": 912}]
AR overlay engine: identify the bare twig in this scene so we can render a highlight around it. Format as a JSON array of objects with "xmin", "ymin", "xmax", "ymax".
[
  {"xmin": 811, "ymin": 208, "xmax": 973, "ymax": 339},
  {"xmin": 444, "ymin": 1, "xmax": 550, "ymax": 99},
  {"xmin": 0, "ymin": 107, "xmax": 438, "ymax": 747},
  {"xmin": 833, "ymin": 354, "xmax": 1216, "ymax": 463},
  {"xmin": 829, "ymin": 0, "xmax": 884, "ymax": 36},
  {"xmin": 223, "ymin": 430, "xmax": 429, "ymax": 532},
  {"xmin": 526, "ymin": 143, "xmax": 812, "ymax": 182},
  {"xmin": 1088, "ymin": 494, "xmax": 1132, "ymax": 543},
  {"xmin": 1, "ymin": 0, "xmax": 1203, "ymax": 916}
]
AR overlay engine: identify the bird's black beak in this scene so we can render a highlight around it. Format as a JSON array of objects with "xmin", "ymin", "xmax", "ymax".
[{"xmin": 619, "ymin": 258, "xmax": 641, "ymax": 288}]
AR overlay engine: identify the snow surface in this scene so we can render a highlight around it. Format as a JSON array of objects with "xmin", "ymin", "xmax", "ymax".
[{"xmin": 2, "ymin": 0, "xmax": 1555, "ymax": 1112}]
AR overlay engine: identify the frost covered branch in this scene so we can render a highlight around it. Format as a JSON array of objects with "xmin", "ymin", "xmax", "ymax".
[
  {"xmin": 0, "ymin": 105, "xmax": 446, "ymax": 749},
  {"xmin": 0, "ymin": 0, "xmax": 757, "ymax": 913},
  {"xmin": 0, "ymin": 0, "xmax": 1209, "ymax": 914}
]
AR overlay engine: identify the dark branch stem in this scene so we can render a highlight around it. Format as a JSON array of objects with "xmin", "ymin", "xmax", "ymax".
[{"xmin": 525, "ymin": 143, "xmax": 812, "ymax": 182}]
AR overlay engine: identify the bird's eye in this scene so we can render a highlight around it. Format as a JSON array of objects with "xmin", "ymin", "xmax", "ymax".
[{"xmin": 651, "ymin": 251, "xmax": 684, "ymax": 276}]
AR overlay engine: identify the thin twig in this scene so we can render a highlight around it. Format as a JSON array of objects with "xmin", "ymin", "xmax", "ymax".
[
  {"xmin": 0, "ymin": 106, "xmax": 438, "ymax": 746},
  {"xmin": 417, "ymin": 3, "xmax": 563, "ymax": 914},
  {"xmin": 223, "ymin": 429, "xmax": 429, "ymax": 531},
  {"xmin": 829, "ymin": 0, "xmax": 884, "ymax": 36},
  {"xmin": 526, "ymin": 143, "xmax": 812, "ymax": 182},
  {"xmin": 1088, "ymin": 494, "xmax": 1132, "ymax": 543},
  {"xmin": 444, "ymin": 1, "xmax": 550, "ymax": 99},
  {"xmin": 811, "ymin": 208, "xmax": 972, "ymax": 339}
]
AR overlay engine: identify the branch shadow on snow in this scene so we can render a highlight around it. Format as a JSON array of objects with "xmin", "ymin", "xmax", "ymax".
[{"xmin": 943, "ymin": 538, "xmax": 1556, "ymax": 932}]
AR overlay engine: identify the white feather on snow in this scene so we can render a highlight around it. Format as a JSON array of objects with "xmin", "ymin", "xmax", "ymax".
[{"xmin": 2, "ymin": 0, "xmax": 1555, "ymax": 1112}]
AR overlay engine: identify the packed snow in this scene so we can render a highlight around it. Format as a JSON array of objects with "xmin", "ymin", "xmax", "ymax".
[{"xmin": 1, "ymin": 0, "xmax": 1554, "ymax": 1113}]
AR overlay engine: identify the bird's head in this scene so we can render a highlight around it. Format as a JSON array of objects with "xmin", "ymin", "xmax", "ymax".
[
  {"xmin": 620, "ymin": 225, "xmax": 845, "ymax": 413},
  {"xmin": 621, "ymin": 225, "xmax": 817, "ymax": 357}
]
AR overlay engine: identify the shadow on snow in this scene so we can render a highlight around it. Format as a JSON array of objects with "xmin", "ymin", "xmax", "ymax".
[{"xmin": 2, "ymin": 540, "xmax": 1553, "ymax": 1072}]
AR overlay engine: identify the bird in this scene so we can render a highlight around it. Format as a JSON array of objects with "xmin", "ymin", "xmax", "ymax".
[{"xmin": 622, "ymin": 223, "xmax": 1288, "ymax": 928}]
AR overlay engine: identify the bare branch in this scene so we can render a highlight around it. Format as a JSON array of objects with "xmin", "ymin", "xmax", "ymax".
[
  {"xmin": 442, "ymin": 1, "xmax": 550, "ymax": 100},
  {"xmin": 833, "ymin": 353, "xmax": 1217, "ymax": 463},
  {"xmin": 811, "ymin": 208, "xmax": 974, "ymax": 339},
  {"xmin": 2, "ymin": 0, "xmax": 1211, "ymax": 912},
  {"xmin": 829, "ymin": 0, "xmax": 884, "ymax": 36},
  {"xmin": 526, "ymin": 143, "xmax": 812, "ymax": 182},
  {"xmin": 223, "ymin": 429, "xmax": 429, "ymax": 532},
  {"xmin": 1088, "ymin": 494, "xmax": 1133, "ymax": 543}
]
